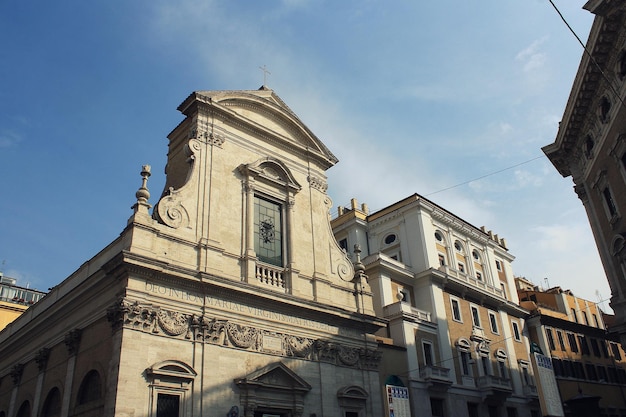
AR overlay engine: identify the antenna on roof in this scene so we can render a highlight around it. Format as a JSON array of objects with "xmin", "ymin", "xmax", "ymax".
[{"xmin": 259, "ymin": 65, "xmax": 271, "ymax": 88}]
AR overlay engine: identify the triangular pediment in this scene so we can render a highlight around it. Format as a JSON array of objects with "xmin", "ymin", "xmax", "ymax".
[
  {"xmin": 234, "ymin": 361, "xmax": 311, "ymax": 391},
  {"xmin": 177, "ymin": 88, "xmax": 338, "ymax": 169}
]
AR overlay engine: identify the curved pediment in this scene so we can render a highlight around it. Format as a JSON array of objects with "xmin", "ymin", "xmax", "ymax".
[
  {"xmin": 178, "ymin": 88, "xmax": 338, "ymax": 169},
  {"xmin": 239, "ymin": 157, "xmax": 302, "ymax": 194}
]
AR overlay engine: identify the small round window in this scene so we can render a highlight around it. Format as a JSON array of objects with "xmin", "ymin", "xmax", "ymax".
[
  {"xmin": 384, "ymin": 234, "xmax": 397, "ymax": 245},
  {"xmin": 472, "ymin": 250, "xmax": 480, "ymax": 261},
  {"xmin": 435, "ymin": 231, "xmax": 443, "ymax": 242},
  {"xmin": 454, "ymin": 241, "xmax": 463, "ymax": 252}
]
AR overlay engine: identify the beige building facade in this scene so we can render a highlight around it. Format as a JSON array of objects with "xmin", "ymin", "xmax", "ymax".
[
  {"xmin": 331, "ymin": 196, "xmax": 540, "ymax": 417},
  {"xmin": 0, "ymin": 88, "xmax": 385, "ymax": 417},
  {"xmin": 542, "ymin": 0, "xmax": 626, "ymax": 346},
  {"xmin": 517, "ymin": 277, "xmax": 626, "ymax": 416}
]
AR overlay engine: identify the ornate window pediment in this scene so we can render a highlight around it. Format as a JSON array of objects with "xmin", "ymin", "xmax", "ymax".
[
  {"xmin": 235, "ymin": 362, "xmax": 311, "ymax": 417},
  {"xmin": 239, "ymin": 158, "xmax": 301, "ymax": 195}
]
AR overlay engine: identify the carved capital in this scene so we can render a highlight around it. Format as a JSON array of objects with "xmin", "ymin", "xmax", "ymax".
[
  {"xmin": 35, "ymin": 348, "xmax": 51, "ymax": 372},
  {"xmin": 10, "ymin": 363, "xmax": 24, "ymax": 386},
  {"xmin": 65, "ymin": 329, "xmax": 82, "ymax": 356},
  {"xmin": 574, "ymin": 183, "xmax": 589, "ymax": 203},
  {"xmin": 308, "ymin": 175, "xmax": 328, "ymax": 193}
]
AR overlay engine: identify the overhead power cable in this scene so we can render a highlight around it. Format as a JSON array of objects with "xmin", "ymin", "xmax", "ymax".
[
  {"xmin": 424, "ymin": 155, "xmax": 545, "ymax": 197},
  {"xmin": 548, "ymin": 0, "xmax": 626, "ymax": 112}
]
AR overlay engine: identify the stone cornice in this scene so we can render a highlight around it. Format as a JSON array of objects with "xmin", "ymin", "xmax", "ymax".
[{"xmin": 546, "ymin": 7, "xmax": 625, "ymax": 176}]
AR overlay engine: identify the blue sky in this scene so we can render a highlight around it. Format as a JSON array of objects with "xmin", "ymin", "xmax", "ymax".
[{"xmin": 0, "ymin": 1, "xmax": 610, "ymax": 310}]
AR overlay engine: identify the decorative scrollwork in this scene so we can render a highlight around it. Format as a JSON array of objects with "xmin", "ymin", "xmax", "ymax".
[
  {"xmin": 108, "ymin": 300, "xmax": 383, "ymax": 370},
  {"xmin": 286, "ymin": 335, "xmax": 314, "ymax": 358},
  {"xmin": 158, "ymin": 310, "xmax": 190, "ymax": 336},
  {"xmin": 226, "ymin": 323, "xmax": 258, "ymax": 349},
  {"xmin": 155, "ymin": 188, "xmax": 190, "ymax": 229},
  {"xmin": 337, "ymin": 345, "xmax": 360, "ymax": 366}
]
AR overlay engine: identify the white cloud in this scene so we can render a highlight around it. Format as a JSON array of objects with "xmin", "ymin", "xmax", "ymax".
[
  {"xmin": 0, "ymin": 130, "xmax": 21, "ymax": 148},
  {"xmin": 516, "ymin": 37, "xmax": 548, "ymax": 73}
]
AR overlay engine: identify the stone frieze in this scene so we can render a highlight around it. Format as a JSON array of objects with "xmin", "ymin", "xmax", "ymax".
[{"xmin": 107, "ymin": 299, "xmax": 381, "ymax": 370}]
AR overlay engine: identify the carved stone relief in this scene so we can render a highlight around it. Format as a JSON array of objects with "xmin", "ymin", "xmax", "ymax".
[{"xmin": 107, "ymin": 299, "xmax": 382, "ymax": 370}]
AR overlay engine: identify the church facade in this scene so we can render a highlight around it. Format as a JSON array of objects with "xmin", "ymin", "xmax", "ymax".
[{"xmin": 0, "ymin": 88, "xmax": 385, "ymax": 417}]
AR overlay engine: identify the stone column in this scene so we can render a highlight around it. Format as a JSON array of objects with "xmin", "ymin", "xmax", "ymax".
[
  {"xmin": 245, "ymin": 180, "xmax": 257, "ymax": 281},
  {"xmin": 7, "ymin": 363, "xmax": 24, "ymax": 417},
  {"xmin": 61, "ymin": 329, "xmax": 82, "ymax": 416},
  {"xmin": 32, "ymin": 348, "xmax": 51, "ymax": 415}
]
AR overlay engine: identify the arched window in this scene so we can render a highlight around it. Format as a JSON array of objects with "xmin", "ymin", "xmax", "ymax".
[
  {"xmin": 77, "ymin": 370, "xmax": 102, "ymax": 405},
  {"xmin": 40, "ymin": 387, "xmax": 62, "ymax": 417},
  {"xmin": 337, "ymin": 386, "xmax": 368, "ymax": 417},
  {"xmin": 240, "ymin": 157, "xmax": 301, "ymax": 290},
  {"xmin": 147, "ymin": 360, "xmax": 197, "ymax": 417},
  {"xmin": 15, "ymin": 401, "xmax": 30, "ymax": 417}
]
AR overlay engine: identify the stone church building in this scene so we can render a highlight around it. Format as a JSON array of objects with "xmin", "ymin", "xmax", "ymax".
[{"xmin": 0, "ymin": 88, "xmax": 385, "ymax": 417}]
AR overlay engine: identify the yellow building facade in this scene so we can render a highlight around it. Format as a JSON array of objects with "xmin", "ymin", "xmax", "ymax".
[{"xmin": 517, "ymin": 277, "xmax": 626, "ymax": 416}]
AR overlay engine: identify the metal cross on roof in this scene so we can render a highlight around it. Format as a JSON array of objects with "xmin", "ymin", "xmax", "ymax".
[{"xmin": 259, "ymin": 65, "xmax": 271, "ymax": 87}]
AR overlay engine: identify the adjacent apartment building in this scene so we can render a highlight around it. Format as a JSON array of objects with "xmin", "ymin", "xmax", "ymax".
[
  {"xmin": 517, "ymin": 277, "xmax": 626, "ymax": 416},
  {"xmin": 0, "ymin": 273, "xmax": 46, "ymax": 331},
  {"xmin": 542, "ymin": 0, "xmax": 626, "ymax": 345},
  {"xmin": 331, "ymin": 196, "xmax": 540, "ymax": 417}
]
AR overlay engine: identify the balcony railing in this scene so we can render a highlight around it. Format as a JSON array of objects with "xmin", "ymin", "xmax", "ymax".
[
  {"xmin": 255, "ymin": 263, "xmax": 285, "ymax": 289},
  {"xmin": 438, "ymin": 266, "xmax": 504, "ymax": 298},
  {"xmin": 383, "ymin": 301, "xmax": 431, "ymax": 322},
  {"xmin": 523, "ymin": 384, "xmax": 538, "ymax": 397},
  {"xmin": 420, "ymin": 365, "xmax": 452, "ymax": 381},
  {"xmin": 476, "ymin": 375, "xmax": 513, "ymax": 392}
]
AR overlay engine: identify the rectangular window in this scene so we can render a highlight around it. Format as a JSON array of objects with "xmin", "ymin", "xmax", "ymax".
[
  {"xmin": 567, "ymin": 333, "xmax": 578, "ymax": 353},
  {"xmin": 586, "ymin": 363, "xmax": 598, "ymax": 381},
  {"xmin": 571, "ymin": 308, "xmax": 578, "ymax": 323},
  {"xmin": 578, "ymin": 335, "xmax": 590, "ymax": 355},
  {"xmin": 512, "ymin": 321, "xmax": 521, "ymax": 341},
  {"xmin": 338, "ymin": 238, "xmax": 348, "ymax": 252},
  {"xmin": 495, "ymin": 260, "xmax": 502, "ymax": 271},
  {"xmin": 460, "ymin": 351, "xmax": 471, "ymax": 376},
  {"xmin": 602, "ymin": 340, "xmax": 611, "ymax": 357},
  {"xmin": 467, "ymin": 403, "xmax": 479, "ymax": 417},
  {"xmin": 597, "ymin": 365, "xmax": 608, "ymax": 382},
  {"xmin": 582, "ymin": 311, "xmax": 589, "ymax": 325},
  {"xmin": 608, "ymin": 367, "xmax": 618, "ymax": 383},
  {"xmin": 556, "ymin": 330, "xmax": 566, "ymax": 351},
  {"xmin": 563, "ymin": 359, "xmax": 573, "ymax": 377},
  {"xmin": 593, "ymin": 314, "xmax": 600, "ymax": 328},
  {"xmin": 498, "ymin": 361, "xmax": 507, "ymax": 378},
  {"xmin": 451, "ymin": 298, "xmax": 462, "ymax": 322},
  {"xmin": 603, "ymin": 187, "xmax": 618, "ymax": 217},
  {"xmin": 481, "ymin": 356, "xmax": 490, "ymax": 376},
  {"xmin": 574, "ymin": 361, "xmax": 585, "ymax": 379},
  {"xmin": 590, "ymin": 338, "xmax": 601, "ymax": 357},
  {"xmin": 471, "ymin": 306, "xmax": 481, "ymax": 328},
  {"xmin": 521, "ymin": 363, "xmax": 531, "ymax": 385},
  {"xmin": 157, "ymin": 393, "xmax": 180, "ymax": 417},
  {"xmin": 546, "ymin": 328, "xmax": 556, "ymax": 351},
  {"xmin": 254, "ymin": 196, "xmax": 283, "ymax": 267},
  {"xmin": 430, "ymin": 398, "xmax": 445, "ymax": 417},
  {"xmin": 552, "ymin": 358, "xmax": 564, "ymax": 377},
  {"xmin": 489, "ymin": 312, "xmax": 499, "ymax": 334},
  {"xmin": 438, "ymin": 253, "xmax": 446, "ymax": 266},
  {"xmin": 476, "ymin": 271, "xmax": 482, "ymax": 281},
  {"xmin": 612, "ymin": 342, "xmax": 623, "ymax": 360},
  {"xmin": 458, "ymin": 262, "xmax": 465, "ymax": 273},
  {"xmin": 500, "ymin": 283, "xmax": 507, "ymax": 299},
  {"xmin": 423, "ymin": 341, "xmax": 434, "ymax": 366}
]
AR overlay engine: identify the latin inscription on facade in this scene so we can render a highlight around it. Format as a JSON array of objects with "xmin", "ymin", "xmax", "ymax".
[{"xmin": 144, "ymin": 281, "xmax": 357, "ymax": 337}]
